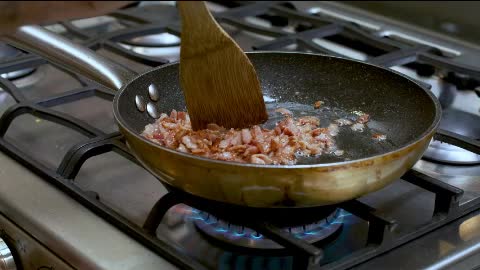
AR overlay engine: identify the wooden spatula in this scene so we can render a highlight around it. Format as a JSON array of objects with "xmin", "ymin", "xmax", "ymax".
[{"xmin": 178, "ymin": 1, "xmax": 268, "ymax": 131}]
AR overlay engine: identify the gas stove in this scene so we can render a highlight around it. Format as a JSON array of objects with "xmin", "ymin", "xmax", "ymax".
[{"xmin": 0, "ymin": 1, "xmax": 480, "ymax": 270}]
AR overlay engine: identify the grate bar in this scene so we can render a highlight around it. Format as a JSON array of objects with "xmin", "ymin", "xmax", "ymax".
[
  {"xmin": 103, "ymin": 41, "xmax": 170, "ymax": 66},
  {"xmin": 0, "ymin": 137, "xmax": 206, "ymax": 270},
  {"xmin": 143, "ymin": 192, "xmax": 181, "ymax": 234},
  {"xmin": 297, "ymin": 39, "xmax": 345, "ymax": 57},
  {"xmin": 340, "ymin": 200, "xmax": 396, "ymax": 227},
  {"xmin": 57, "ymin": 132, "xmax": 135, "ymax": 179},
  {"xmin": 0, "ymin": 2, "xmax": 480, "ymax": 270},
  {"xmin": 0, "ymin": 54, "xmax": 46, "ymax": 74},
  {"xmin": 253, "ymin": 24, "xmax": 343, "ymax": 51},
  {"xmin": 0, "ymin": 103, "xmax": 104, "ymax": 138},
  {"xmin": 217, "ymin": 1, "xmax": 281, "ymax": 17},
  {"xmin": 402, "ymin": 169, "xmax": 463, "ymax": 215},
  {"xmin": 367, "ymin": 45, "xmax": 430, "ymax": 67},
  {"xmin": 402, "ymin": 170, "xmax": 464, "ymax": 198},
  {"xmin": 39, "ymin": 87, "xmax": 114, "ymax": 106},
  {"xmin": 255, "ymin": 223, "xmax": 323, "ymax": 266},
  {"xmin": 435, "ymin": 129, "xmax": 480, "ymax": 155},
  {"xmin": 418, "ymin": 53, "xmax": 480, "ymax": 80},
  {"xmin": 219, "ymin": 16, "xmax": 287, "ymax": 37},
  {"xmin": 0, "ymin": 76, "xmax": 26, "ymax": 102}
]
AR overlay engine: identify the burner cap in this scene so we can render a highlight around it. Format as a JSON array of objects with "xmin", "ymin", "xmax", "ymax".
[
  {"xmin": 113, "ymin": 4, "xmax": 181, "ymax": 47},
  {"xmin": 0, "ymin": 43, "xmax": 37, "ymax": 81},
  {"xmin": 192, "ymin": 209, "xmax": 345, "ymax": 250},
  {"xmin": 423, "ymin": 109, "xmax": 480, "ymax": 165}
]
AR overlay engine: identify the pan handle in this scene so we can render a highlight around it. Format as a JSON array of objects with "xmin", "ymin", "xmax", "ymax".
[{"xmin": 3, "ymin": 25, "xmax": 136, "ymax": 91}]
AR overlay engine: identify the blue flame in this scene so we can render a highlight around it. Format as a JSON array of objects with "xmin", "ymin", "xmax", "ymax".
[
  {"xmin": 186, "ymin": 215, "xmax": 204, "ymax": 221},
  {"xmin": 233, "ymin": 231, "xmax": 246, "ymax": 237},
  {"xmin": 336, "ymin": 209, "xmax": 352, "ymax": 218},
  {"xmin": 304, "ymin": 231, "xmax": 322, "ymax": 236},
  {"xmin": 215, "ymin": 227, "xmax": 229, "ymax": 233},
  {"xmin": 190, "ymin": 208, "xmax": 347, "ymax": 241},
  {"xmin": 251, "ymin": 233, "xmax": 263, "ymax": 239}
]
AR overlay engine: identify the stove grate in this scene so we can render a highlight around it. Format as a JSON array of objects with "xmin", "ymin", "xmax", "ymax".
[{"xmin": 1, "ymin": 1, "xmax": 480, "ymax": 269}]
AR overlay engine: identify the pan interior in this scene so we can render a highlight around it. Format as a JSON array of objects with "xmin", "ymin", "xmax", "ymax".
[{"xmin": 116, "ymin": 53, "xmax": 439, "ymax": 165}]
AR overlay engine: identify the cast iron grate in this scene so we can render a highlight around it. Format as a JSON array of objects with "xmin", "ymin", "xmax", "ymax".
[{"xmin": 1, "ymin": 1, "xmax": 480, "ymax": 270}]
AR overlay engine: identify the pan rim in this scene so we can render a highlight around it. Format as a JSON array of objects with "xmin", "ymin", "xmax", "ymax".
[{"xmin": 113, "ymin": 51, "xmax": 442, "ymax": 169}]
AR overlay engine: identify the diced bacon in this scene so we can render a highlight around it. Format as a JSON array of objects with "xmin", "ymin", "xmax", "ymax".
[
  {"xmin": 174, "ymin": 129, "xmax": 188, "ymax": 142},
  {"xmin": 191, "ymin": 148, "xmax": 206, "ymax": 154},
  {"xmin": 158, "ymin": 113, "xmax": 168, "ymax": 121},
  {"xmin": 252, "ymin": 125, "xmax": 264, "ymax": 141},
  {"xmin": 218, "ymin": 138, "xmax": 230, "ymax": 149},
  {"xmin": 244, "ymin": 146, "xmax": 260, "ymax": 157},
  {"xmin": 278, "ymin": 145, "xmax": 295, "ymax": 157},
  {"xmin": 163, "ymin": 133, "xmax": 178, "ymax": 148},
  {"xmin": 305, "ymin": 143, "xmax": 323, "ymax": 155},
  {"xmin": 372, "ymin": 133, "xmax": 387, "ymax": 141},
  {"xmin": 275, "ymin": 108, "xmax": 293, "ymax": 116},
  {"xmin": 311, "ymin": 128, "xmax": 328, "ymax": 137},
  {"xmin": 314, "ymin": 100, "xmax": 323, "ymax": 109},
  {"xmin": 298, "ymin": 116, "xmax": 320, "ymax": 126},
  {"xmin": 282, "ymin": 126, "xmax": 296, "ymax": 136},
  {"xmin": 251, "ymin": 154, "xmax": 273, "ymax": 165},
  {"xmin": 230, "ymin": 131, "xmax": 242, "ymax": 146},
  {"xmin": 162, "ymin": 122, "xmax": 178, "ymax": 129},
  {"xmin": 315, "ymin": 133, "xmax": 330, "ymax": 142},
  {"xmin": 177, "ymin": 111, "xmax": 186, "ymax": 121},
  {"xmin": 177, "ymin": 143, "xmax": 188, "ymax": 153},
  {"xmin": 170, "ymin": 109, "xmax": 177, "ymax": 119},
  {"xmin": 270, "ymin": 137, "xmax": 282, "ymax": 152},
  {"xmin": 280, "ymin": 118, "xmax": 299, "ymax": 136},
  {"xmin": 241, "ymin": 129, "xmax": 252, "ymax": 144},
  {"xmin": 328, "ymin": 123, "xmax": 339, "ymax": 136},
  {"xmin": 357, "ymin": 113, "xmax": 370, "ymax": 124},
  {"xmin": 256, "ymin": 141, "xmax": 270, "ymax": 154},
  {"xmin": 274, "ymin": 126, "xmax": 282, "ymax": 135},
  {"xmin": 142, "ymin": 108, "xmax": 372, "ymax": 165},
  {"xmin": 215, "ymin": 152, "xmax": 234, "ymax": 161},
  {"xmin": 351, "ymin": 123, "xmax": 365, "ymax": 132},
  {"xmin": 228, "ymin": 145, "xmax": 247, "ymax": 153},
  {"xmin": 335, "ymin": 118, "xmax": 353, "ymax": 126},
  {"xmin": 143, "ymin": 124, "xmax": 156, "ymax": 135},
  {"xmin": 181, "ymin": 136, "xmax": 198, "ymax": 150},
  {"xmin": 152, "ymin": 133, "xmax": 164, "ymax": 140}
]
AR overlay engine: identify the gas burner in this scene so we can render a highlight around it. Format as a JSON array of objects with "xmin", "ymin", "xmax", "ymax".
[
  {"xmin": 119, "ymin": 41, "xmax": 180, "ymax": 62},
  {"xmin": 0, "ymin": 43, "xmax": 36, "ymax": 80},
  {"xmin": 1, "ymin": 68, "xmax": 36, "ymax": 81},
  {"xmin": 115, "ymin": 4, "xmax": 181, "ymax": 62},
  {"xmin": 125, "ymin": 32, "xmax": 180, "ymax": 48},
  {"xmin": 423, "ymin": 109, "xmax": 480, "ymax": 165},
  {"xmin": 192, "ymin": 209, "xmax": 345, "ymax": 250},
  {"xmin": 118, "ymin": 30, "xmax": 181, "ymax": 62},
  {"xmin": 115, "ymin": 3, "xmax": 180, "ymax": 48}
]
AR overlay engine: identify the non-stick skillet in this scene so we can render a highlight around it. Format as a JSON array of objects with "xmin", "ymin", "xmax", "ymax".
[{"xmin": 5, "ymin": 25, "xmax": 441, "ymax": 208}]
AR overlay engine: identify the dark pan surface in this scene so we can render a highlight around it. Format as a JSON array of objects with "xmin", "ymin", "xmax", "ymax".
[{"xmin": 115, "ymin": 52, "xmax": 440, "ymax": 165}]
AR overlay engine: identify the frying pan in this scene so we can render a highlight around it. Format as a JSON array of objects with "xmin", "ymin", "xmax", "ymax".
[{"xmin": 5, "ymin": 25, "xmax": 441, "ymax": 208}]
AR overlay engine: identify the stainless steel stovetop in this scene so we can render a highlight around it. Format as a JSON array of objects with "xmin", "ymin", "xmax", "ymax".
[{"xmin": 0, "ymin": 1, "xmax": 479, "ymax": 270}]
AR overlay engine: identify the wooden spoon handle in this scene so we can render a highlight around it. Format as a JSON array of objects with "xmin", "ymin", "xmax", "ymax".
[
  {"xmin": 177, "ymin": 1, "xmax": 231, "ymax": 57},
  {"xmin": 178, "ymin": 1, "xmax": 211, "ymax": 20},
  {"xmin": 177, "ymin": 1, "xmax": 268, "ymax": 130},
  {"xmin": 177, "ymin": 1, "xmax": 216, "ymax": 29}
]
